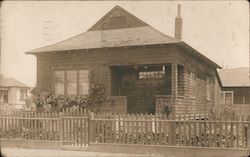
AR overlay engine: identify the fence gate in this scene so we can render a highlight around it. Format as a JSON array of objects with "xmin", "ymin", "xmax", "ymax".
[{"xmin": 61, "ymin": 116, "xmax": 89, "ymax": 149}]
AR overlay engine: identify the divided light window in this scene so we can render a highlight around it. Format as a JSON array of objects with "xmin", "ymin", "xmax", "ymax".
[
  {"xmin": 20, "ymin": 89, "xmax": 27, "ymax": 100},
  {"xmin": 190, "ymin": 72, "xmax": 196, "ymax": 98},
  {"xmin": 0, "ymin": 90, "xmax": 8, "ymax": 103},
  {"xmin": 138, "ymin": 66, "xmax": 165, "ymax": 79},
  {"xmin": 54, "ymin": 70, "xmax": 89, "ymax": 96},
  {"xmin": 220, "ymin": 91, "xmax": 233, "ymax": 105}
]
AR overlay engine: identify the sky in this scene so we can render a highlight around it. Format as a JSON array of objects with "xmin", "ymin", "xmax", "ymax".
[{"xmin": 0, "ymin": 1, "xmax": 249, "ymax": 87}]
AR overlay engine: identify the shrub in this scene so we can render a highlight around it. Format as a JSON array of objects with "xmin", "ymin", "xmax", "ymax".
[{"xmin": 35, "ymin": 84, "xmax": 111, "ymax": 112}]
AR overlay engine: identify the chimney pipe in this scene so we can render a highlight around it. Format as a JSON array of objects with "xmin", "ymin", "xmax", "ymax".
[{"xmin": 175, "ymin": 4, "xmax": 183, "ymax": 40}]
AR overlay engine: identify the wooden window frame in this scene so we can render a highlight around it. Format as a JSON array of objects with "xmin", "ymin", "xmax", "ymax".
[
  {"xmin": 53, "ymin": 69, "xmax": 89, "ymax": 96},
  {"xmin": 190, "ymin": 72, "xmax": 196, "ymax": 99},
  {"xmin": 19, "ymin": 88, "xmax": 27, "ymax": 101},
  {"xmin": 138, "ymin": 65, "xmax": 166, "ymax": 80},
  {"xmin": 206, "ymin": 76, "xmax": 212, "ymax": 101},
  {"xmin": 220, "ymin": 91, "xmax": 234, "ymax": 105},
  {"xmin": 0, "ymin": 90, "xmax": 8, "ymax": 103}
]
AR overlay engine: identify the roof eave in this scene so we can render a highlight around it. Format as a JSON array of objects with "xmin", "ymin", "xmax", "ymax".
[
  {"xmin": 177, "ymin": 42, "xmax": 222, "ymax": 69},
  {"xmin": 24, "ymin": 42, "xmax": 181, "ymax": 55},
  {"xmin": 222, "ymin": 86, "xmax": 250, "ymax": 88}
]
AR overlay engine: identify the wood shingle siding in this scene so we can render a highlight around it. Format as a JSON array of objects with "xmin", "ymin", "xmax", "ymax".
[{"xmin": 28, "ymin": 5, "xmax": 222, "ymax": 115}]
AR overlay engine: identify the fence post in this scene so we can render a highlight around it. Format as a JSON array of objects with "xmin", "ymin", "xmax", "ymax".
[
  {"xmin": 59, "ymin": 112, "xmax": 63, "ymax": 145},
  {"xmin": 170, "ymin": 114, "xmax": 176, "ymax": 146},
  {"xmin": 88, "ymin": 112, "xmax": 94, "ymax": 144},
  {"xmin": 247, "ymin": 115, "xmax": 250, "ymax": 148}
]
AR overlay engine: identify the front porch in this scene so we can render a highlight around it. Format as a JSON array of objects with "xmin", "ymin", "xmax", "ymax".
[{"xmin": 110, "ymin": 63, "xmax": 185, "ymax": 114}]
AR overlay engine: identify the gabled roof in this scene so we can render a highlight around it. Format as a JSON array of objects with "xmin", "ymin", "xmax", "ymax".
[
  {"xmin": 25, "ymin": 5, "xmax": 221, "ymax": 69},
  {"xmin": 88, "ymin": 5, "xmax": 148, "ymax": 31},
  {"xmin": 218, "ymin": 67, "xmax": 250, "ymax": 87},
  {"xmin": 0, "ymin": 78, "xmax": 29, "ymax": 88}
]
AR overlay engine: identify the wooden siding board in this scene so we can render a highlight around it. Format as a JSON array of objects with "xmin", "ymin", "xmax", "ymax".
[{"xmin": 36, "ymin": 45, "xmax": 218, "ymax": 114}]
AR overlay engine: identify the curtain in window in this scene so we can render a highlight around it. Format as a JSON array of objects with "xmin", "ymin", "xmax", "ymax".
[
  {"xmin": 79, "ymin": 70, "xmax": 89, "ymax": 95},
  {"xmin": 54, "ymin": 71, "xmax": 65, "ymax": 95},
  {"xmin": 66, "ymin": 70, "xmax": 77, "ymax": 95}
]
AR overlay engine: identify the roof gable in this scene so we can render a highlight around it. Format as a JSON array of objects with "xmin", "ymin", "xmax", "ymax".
[
  {"xmin": 25, "ymin": 5, "xmax": 221, "ymax": 69},
  {"xmin": 88, "ymin": 5, "xmax": 148, "ymax": 31}
]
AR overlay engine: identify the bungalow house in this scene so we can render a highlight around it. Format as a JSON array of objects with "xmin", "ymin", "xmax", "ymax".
[
  {"xmin": 218, "ymin": 67, "xmax": 250, "ymax": 116},
  {"xmin": 26, "ymin": 5, "xmax": 221, "ymax": 115},
  {"xmin": 0, "ymin": 76, "xmax": 30, "ymax": 110}
]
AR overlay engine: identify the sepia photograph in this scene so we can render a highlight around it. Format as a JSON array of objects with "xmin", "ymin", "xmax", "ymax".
[{"xmin": 0, "ymin": 1, "xmax": 249, "ymax": 157}]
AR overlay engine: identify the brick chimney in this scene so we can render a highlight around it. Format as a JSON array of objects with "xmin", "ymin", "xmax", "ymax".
[{"xmin": 175, "ymin": 4, "xmax": 183, "ymax": 40}]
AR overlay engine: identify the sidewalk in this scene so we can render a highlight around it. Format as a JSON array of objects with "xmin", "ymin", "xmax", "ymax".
[{"xmin": 1, "ymin": 148, "xmax": 153, "ymax": 157}]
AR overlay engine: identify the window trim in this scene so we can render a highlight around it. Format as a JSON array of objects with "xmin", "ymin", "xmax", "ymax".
[
  {"xmin": 138, "ymin": 65, "xmax": 166, "ymax": 80},
  {"xmin": 220, "ymin": 91, "xmax": 234, "ymax": 105},
  {"xmin": 206, "ymin": 76, "xmax": 212, "ymax": 101},
  {"xmin": 189, "ymin": 72, "xmax": 196, "ymax": 99},
  {"xmin": 19, "ymin": 88, "xmax": 27, "ymax": 101},
  {"xmin": 0, "ymin": 89, "xmax": 8, "ymax": 103},
  {"xmin": 53, "ymin": 69, "xmax": 90, "ymax": 96}
]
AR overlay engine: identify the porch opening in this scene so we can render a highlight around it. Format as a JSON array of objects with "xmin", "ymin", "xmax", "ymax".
[{"xmin": 111, "ymin": 64, "xmax": 171, "ymax": 114}]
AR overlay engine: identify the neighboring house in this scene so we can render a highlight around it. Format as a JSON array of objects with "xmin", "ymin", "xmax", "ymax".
[
  {"xmin": 26, "ymin": 5, "xmax": 221, "ymax": 115},
  {"xmin": 0, "ymin": 77, "xmax": 30, "ymax": 110},
  {"xmin": 218, "ymin": 67, "xmax": 250, "ymax": 116}
]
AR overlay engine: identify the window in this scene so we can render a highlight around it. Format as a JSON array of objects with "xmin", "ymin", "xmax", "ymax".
[
  {"xmin": 233, "ymin": 89, "xmax": 250, "ymax": 105},
  {"xmin": 66, "ymin": 70, "xmax": 77, "ymax": 95},
  {"xmin": 20, "ymin": 89, "xmax": 27, "ymax": 100},
  {"xmin": 206, "ymin": 76, "xmax": 212, "ymax": 100},
  {"xmin": 190, "ymin": 72, "xmax": 196, "ymax": 98},
  {"xmin": 220, "ymin": 91, "xmax": 233, "ymax": 105},
  {"xmin": 177, "ymin": 65, "xmax": 184, "ymax": 96},
  {"xmin": 53, "ymin": 69, "xmax": 89, "ymax": 95},
  {"xmin": 54, "ymin": 70, "xmax": 65, "ymax": 95},
  {"xmin": 79, "ymin": 70, "xmax": 89, "ymax": 95},
  {"xmin": 138, "ymin": 66, "xmax": 165, "ymax": 79},
  {"xmin": 0, "ymin": 90, "xmax": 8, "ymax": 103}
]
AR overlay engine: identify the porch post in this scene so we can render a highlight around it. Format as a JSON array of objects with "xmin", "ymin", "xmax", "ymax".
[
  {"xmin": 171, "ymin": 62, "xmax": 178, "ymax": 115},
  {"xmin": 170, "ymin": 62, "xmax": 178, "ymax": 145}
]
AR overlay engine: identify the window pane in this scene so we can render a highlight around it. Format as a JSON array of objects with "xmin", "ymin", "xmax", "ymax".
[
  {"xmin": 206, "ymin": 77, "xmax": 211, "ymax": 100},
  {"xmin": 79, "ymin": 70, "xmax": 89, "ymax": 95},
  {"xmin": 54, "ymin": 70, "xmax": 65, "ymax": 95},
  {"xmin": 20, "ymin": 89, "xmax": 27, "ymax": 100},
  {"xmin": 66, "ymin": 70, "xmax": 77, "ymax": 95},
  {"xmin": 0, "ymin": 90, "xmax": 8, "ymax": 103},
  {"xmin": 245, "ymin": 96, "xmax": 249, "ymax": 104},
  {"xmin": 220, "ymin": 92, "xmax": 224, "ymax": 104},
  {"xmin": 234, "ymin": 96, "xmax": 244, "ymax": 104},
  {"xmin": 79, "ymin": 83, "xmax": 89, "ymax": 95},
  {"xmin": 190, "ymin": 72, "xmax": 196, "ymax": 97},
  {"xmin": 225, "ymin": 93, "xmax": 232, "ymax": 105},
  {"xmin": 138, "ymin": 66, "xmax": 165, "ymax": 80}
]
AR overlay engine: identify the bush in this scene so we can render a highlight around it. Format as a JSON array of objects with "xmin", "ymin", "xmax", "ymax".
[{"xmin": 35, "ymin": 84, "xmax": 111, "ymax": 112}]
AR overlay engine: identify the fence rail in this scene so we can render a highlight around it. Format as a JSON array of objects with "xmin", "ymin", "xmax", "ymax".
[{"xmin": 0, "ymin": 110, "xmax": 249, "ymax": 149}]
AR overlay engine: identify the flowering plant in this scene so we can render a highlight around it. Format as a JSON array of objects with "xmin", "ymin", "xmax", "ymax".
[{"xmin": 35, "ymin": 84, "xmax": 111, "ymax": 112}]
